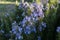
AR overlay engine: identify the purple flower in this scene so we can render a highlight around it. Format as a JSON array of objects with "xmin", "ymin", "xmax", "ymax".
[
  {"xmin": 24, "ymin": 26, "xmax": 31, "ymax": 35},
  {"xmin": 32, "ymin": 17, "xmax": 35, "ymax": 21},
  {"xmin": 41, "ymin": 22, "xmax": 46, "ymax": 28},
  {"xmin": 24, "ymin": 2, "xmax": 29, "ymax": 9},
  {"xmin": 18, "ymin": 35, "xmax": 23, "ymax": 40},
  {"xmin": 27, "ymin": 16, "xmax": 31, "ymax": 22},
  {"xmin": 12, "ymin": 28, "xmax": 16, "ymax": 34},
  {"xmin": 16, "ymin": 33, "xmax": 23, "ymax": 40},
  {"xmin": 32, "ymin": 2, "xmax": 37, "ymax": 7},
  {"xmin": 37, "ymin": 36, "xmax": 41, "ymax": 40},
  {"xmin": 21, "ymin": 17, "xmax": 27, "ymax": 26},
  {"xmin": 31, "ymin": 27, "xmax": 36, "ymax": 33},
  {"xmin": 18, "ymin": 27, "xmax": 23, "ymax": 34},
  {"xmin": 56, "ymin": 26, "xmax": 60, "ymax": 32},
  {"xmin": 33, "ymin": 13, "xmax": 38, "ymax": 17},
  {"xmin": 29, "ymin": 21, "xmax": 33, "ymax": 25},
  {"xmin": 0, "ymin": 30, "xmax": 4, "ymax": 33},
  {"xmin": 18, "ymin": 3, "xmax": 24, "ymax": 9},
  {"xmin": 11, "ymin": 21, "xmax": 19, "ymax": 34}
]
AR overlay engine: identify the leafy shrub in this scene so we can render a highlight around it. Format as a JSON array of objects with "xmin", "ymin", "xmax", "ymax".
[{"xmin": 0, "ymin": 0, "xmax": 60, "ymax": 40}]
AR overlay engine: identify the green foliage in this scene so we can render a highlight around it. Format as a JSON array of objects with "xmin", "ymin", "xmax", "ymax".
[{"xmin": 42, "ymin": 0, "xmax": 58, "ymax": 40}]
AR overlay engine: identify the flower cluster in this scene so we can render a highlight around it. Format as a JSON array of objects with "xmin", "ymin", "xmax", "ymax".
[
  {"xmin": 18, "ymin": 2, "xmax": 44, "ymax": 27},
  {"xmin": 38, "ymin": 22, "xmax": 46, "ymax": 32},
  {"xmin": 0, "ymin": 1, "xmax": 47, "ymax": 40},
  {"xmin": 13, "ymin": 2, "xmax": 46, "ymax": 40},
  {"xmin": 11, "ymin": 21, "xmax": 23, "ymax": 40},
  {"xmin": 56, "ymin": 26, "xmax": 60, "ymax": 32}
]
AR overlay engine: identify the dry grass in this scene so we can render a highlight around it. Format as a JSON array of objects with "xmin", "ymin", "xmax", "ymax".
[{"xmin": 0, "ymin": 1, "xmax": 19, "ymax": 5}]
